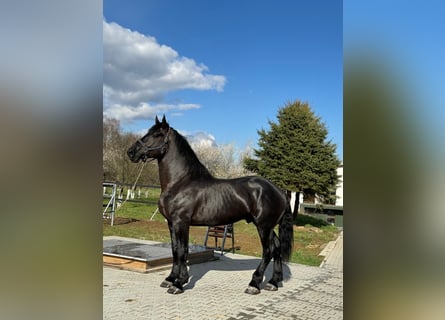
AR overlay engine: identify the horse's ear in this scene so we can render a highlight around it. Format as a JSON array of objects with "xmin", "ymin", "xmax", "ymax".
[
  {"xmin": 161, "ymin": 115, "xmax": 169, "ymax": 127},
  {"xmin": 155, "ymin": 115, "xmax": 160, "ymax": 125}
]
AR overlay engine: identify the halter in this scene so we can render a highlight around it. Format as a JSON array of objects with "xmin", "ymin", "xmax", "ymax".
[{"xmin": 137, "ymin": 127, "xmax": 171, "ymax": 161}]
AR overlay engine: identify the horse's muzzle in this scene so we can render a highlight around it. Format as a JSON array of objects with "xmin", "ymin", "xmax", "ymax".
[{"xmin": 127, "ymin": 148, "xmax": 140, "ymax": 163}]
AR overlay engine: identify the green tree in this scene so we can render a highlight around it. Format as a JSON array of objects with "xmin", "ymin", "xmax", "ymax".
[{"xmin": 244, "ymin": 100, "xmax": 340, "ymax": 205}]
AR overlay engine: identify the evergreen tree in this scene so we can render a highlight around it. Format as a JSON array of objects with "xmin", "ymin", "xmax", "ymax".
[{"xmin": 244, "ymin": 100, "xmax": 341, "ymax": 204}]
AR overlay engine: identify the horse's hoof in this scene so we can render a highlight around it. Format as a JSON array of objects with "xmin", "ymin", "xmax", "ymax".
[
  {"xmin": 167, "ymin": 286, "xmax": 184, "ymax": 294},
  {"xmin": 264, "ymin": 283, "xmax": 278, "ymax": 291},
  {"xmin": 160, "ymin": 280, "xmax": 173, "ymax": 288},
  {"xmin": 244, "ymin": 286, "xmax": 260, "ymax": 295}
]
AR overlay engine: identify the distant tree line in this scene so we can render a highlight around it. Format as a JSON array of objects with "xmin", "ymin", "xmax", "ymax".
[{"xmin": 103, "ymin": 118, "xmax": 159, "ymax": 185}]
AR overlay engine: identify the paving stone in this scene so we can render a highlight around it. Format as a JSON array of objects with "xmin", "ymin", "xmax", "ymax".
[{"xmin": 104, "ymin": 232, "xmax": 343, "ymax": 319}]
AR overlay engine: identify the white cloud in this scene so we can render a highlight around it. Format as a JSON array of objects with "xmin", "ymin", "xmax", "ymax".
[
  {"xmin": 183, "ymin": 131, "xmax": 217, "ymax": 148},
  {"xmin": 103, "ymin": 102, "xmax": 200, "ymax": 122},
  {"xmin": 103, "ymin": 20, "xmax": 226, "ymax": 122}
]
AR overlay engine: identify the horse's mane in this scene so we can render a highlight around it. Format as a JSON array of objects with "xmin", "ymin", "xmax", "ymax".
[{"xmin": 172, "ymin": 129, "xmax": 213, "ymax": 179}]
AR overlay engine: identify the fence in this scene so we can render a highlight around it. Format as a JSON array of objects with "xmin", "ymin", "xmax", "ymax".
[
  {"xmin": 300, "ymin": 203, "xmax": 343, "ymax": 228},
  {"xmin": 103, "ymin": 181, "xmax": 161, "ymax": 225}
]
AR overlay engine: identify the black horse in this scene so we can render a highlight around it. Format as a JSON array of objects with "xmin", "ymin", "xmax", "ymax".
[{"xmin": 127, "ymin": 116, "xmax": 294, "ymax": 295}]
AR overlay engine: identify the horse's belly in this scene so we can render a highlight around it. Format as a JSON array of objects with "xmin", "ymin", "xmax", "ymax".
[{"xmin": 190, "ymin": 201, "xmax": 251, "ymax": 226}]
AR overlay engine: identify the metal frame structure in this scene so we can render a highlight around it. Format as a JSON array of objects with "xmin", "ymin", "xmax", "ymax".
[
  {"xmin": 103, "ymin": 182, "xmax": 117, "ymax": 226},
  {"xmin": 204, "ymin": 224, "xmax": 235, "ymax": 255}
]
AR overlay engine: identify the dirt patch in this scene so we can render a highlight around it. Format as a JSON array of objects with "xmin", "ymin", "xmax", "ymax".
[{"xmin": 103, "ymin": 217, "xmax": 139, "ymax": 225}]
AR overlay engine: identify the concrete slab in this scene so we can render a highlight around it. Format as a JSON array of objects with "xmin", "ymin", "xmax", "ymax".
[{"xmin": 103, "ymin": 237, "xmax": 215, "ymax": 273}]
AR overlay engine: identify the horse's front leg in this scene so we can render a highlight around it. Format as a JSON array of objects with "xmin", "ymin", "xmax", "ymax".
[
  {"xmin": 166, "ymin": 221, "xmax": 190, "ymax": 294},
  {"xmin": 160, "ymin": 221, "xmax": 178, "ymax": 288}
]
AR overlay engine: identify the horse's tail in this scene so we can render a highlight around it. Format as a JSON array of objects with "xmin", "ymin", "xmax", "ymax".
[{"xmin": 279, "ymin": 201, "xmax": 294, "ymax": 262}]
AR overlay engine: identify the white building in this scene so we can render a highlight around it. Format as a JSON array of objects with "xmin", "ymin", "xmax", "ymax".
[
  {"xmin": 335, "ymin": 165, "xmax": 343, "ymax": 206},
  {"xmin": 297, "ymin": 164, "xmax": 343, "ymax": 210}
]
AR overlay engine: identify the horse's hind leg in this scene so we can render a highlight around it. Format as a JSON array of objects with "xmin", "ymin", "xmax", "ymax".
[
  {"xmin": 245, "ymin": 227, "xmax": 274, "ymax": 295},
  {"xmin": 264, "ymin": 232, "xmax": 283, "ymax": 291}
]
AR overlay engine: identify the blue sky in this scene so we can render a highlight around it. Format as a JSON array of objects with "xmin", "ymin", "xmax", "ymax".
[{"xmin": 103, "ymin": 0, "xmax": 343, "ymax": 160}]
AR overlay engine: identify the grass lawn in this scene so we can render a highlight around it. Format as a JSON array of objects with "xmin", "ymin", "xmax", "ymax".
[{"xmin": 103, "ymin": 200, "xmax": 340, "ymax": 266}]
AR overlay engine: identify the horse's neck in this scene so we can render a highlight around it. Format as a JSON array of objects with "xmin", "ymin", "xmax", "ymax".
[
  {"xmin": 158, "ymin": 154, "xmax": 188, "ymax": 190},
  {"xmin": 157, "ymin": 134, "xmax": 209, "ymax": 190}
]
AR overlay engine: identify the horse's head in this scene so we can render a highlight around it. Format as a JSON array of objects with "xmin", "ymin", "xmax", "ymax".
[{"xmin": 127, "ymin": 115, "xmax": 171, "ymax": 163}]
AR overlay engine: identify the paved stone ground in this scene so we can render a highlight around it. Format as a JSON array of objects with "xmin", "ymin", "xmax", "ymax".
[{"xmin": 103, "ymin": 232, "xmax": 343, "ymax": 319}]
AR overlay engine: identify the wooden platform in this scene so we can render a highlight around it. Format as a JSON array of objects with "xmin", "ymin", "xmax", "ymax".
[{"xmin": 103, "ymin": 238, "xmax": 216, "ymax": 273}]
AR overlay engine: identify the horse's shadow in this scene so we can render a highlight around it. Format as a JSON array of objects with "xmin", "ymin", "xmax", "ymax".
[{"xmin": 185, "ymin": 255, "xmax": 292, "ymax": 290}]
